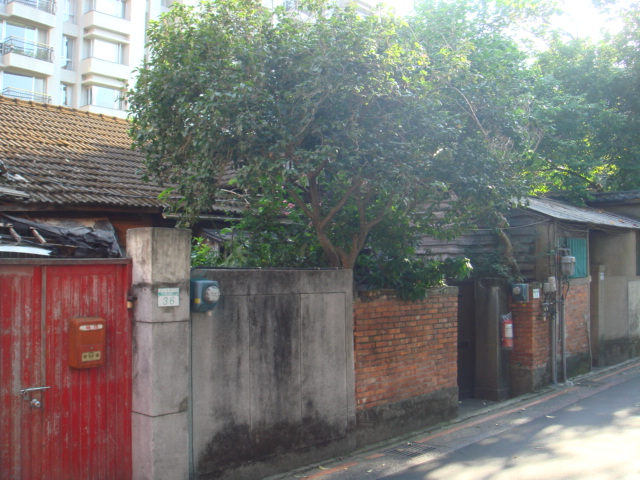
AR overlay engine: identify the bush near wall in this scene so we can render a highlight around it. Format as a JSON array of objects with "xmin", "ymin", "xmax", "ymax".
[{"xmin": 353, "ymin": 287, "xmax": 459, "ymax": 445}]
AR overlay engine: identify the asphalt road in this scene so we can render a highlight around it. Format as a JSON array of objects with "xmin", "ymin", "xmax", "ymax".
[
  {"xmin": 275, "ymin": 360, "xmax": 640, "ymax": 480},
  {"xmin": 384, "ymin": 367, "xmax": 640, "ymax": 480}
]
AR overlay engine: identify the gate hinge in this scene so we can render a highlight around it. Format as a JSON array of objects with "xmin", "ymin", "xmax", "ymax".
[{"xmin": 127, "ymin": 295, "xmax": 137, "ymax": 309}]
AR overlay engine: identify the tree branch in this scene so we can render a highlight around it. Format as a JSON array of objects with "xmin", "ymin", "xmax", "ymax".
[{"xmin": 540, "ymin": 161, "xmax": 603, "ymax": 191}]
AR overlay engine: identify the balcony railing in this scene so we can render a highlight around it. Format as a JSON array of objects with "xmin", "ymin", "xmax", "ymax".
[
  {"xmin": 2, "ymin": 87, "xmax": 52, "ymax": 104},
  {"xmin": 1, "ymin": 37, "xmax": 54, "ymax": 63},
  {"xmin": 2, "ymin": 0, "xmax": 57, "ymax": 14}
]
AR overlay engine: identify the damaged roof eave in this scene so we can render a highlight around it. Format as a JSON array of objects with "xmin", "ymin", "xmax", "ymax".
[{"xmin": 0, "ymin": 186, "xmax": 30, "ymax": 200}]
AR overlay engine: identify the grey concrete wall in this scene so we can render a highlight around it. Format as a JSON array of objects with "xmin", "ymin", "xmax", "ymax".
[
  {"xmin": 590, "ymin": 231, "xmax": 636, "ymax": 277},
  {"xmin": 128, "ymin": 228, "xmax": 192, "ymax": 480},
  {"xmin": 190, "ymin": 268, "xmax": 355, "ymax": 480},
  {"xmin": 602, "ymin": 277, "xmax": 631, "ymax": 338},
  {"xmin": 595, "ymin": 203, "xmax": 640, "ymax": 221},
  {"xmin": 590, "ymin": 231, "xmax": 640, "ymax": 365}
]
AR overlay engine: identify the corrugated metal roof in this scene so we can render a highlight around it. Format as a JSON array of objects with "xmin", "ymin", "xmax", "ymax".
[
  {"xmin": 587, "ymin": 190, "xmax": 640, "ymax": 205},
  {"xmin": 0, "ymin": 96, "xmax": 166, "ymax": 209},
  {"xmin": 524, "ymin": 197, "xmax": 640, "ymax": 230}
]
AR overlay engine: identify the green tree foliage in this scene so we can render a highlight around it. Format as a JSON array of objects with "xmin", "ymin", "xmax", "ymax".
[
  {"xmin": 525, "ymin": 1, "xmax": 640, "ymax": 197},
  {"xmin": 129, "ymin": 0, "xmax": 535, "ymax": 270},
  {"xmin": 611, "ymin": 2, "xmax": 640, "ymax": 188}
]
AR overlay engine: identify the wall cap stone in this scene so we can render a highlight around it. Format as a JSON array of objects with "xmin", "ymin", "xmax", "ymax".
[{"xmin": 356, "ymin": 285, "xmax": 458, "ymax": 301}]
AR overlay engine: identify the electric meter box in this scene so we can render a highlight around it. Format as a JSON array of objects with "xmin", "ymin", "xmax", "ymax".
[
  {"xmin": 190, "ymin": 279, "xmax": 221, "ymax": 312},
  {"xmin": 512, "ymin": 283, "xmax": 529, "ymax": 302},
  {"xmin": 69, "ymin": 317, "xmax": 106, "ymax": 369}
]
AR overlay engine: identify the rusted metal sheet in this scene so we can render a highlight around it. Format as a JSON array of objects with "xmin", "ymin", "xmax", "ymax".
[{"xmin": 0, "ymin": 261, "xmax": 132, "ymax": 480}]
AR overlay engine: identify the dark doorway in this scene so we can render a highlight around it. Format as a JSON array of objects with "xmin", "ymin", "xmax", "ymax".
[{"xmin": 456, "ymin": 282, "xmax": 476, "ymax": 399}]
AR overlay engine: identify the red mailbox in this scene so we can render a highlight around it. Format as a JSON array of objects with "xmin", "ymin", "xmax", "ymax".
[{"xmin": 69, "ymin": 317, "xmax": 106, "ymax": 369}]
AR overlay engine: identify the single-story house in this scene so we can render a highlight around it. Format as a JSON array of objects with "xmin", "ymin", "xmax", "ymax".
[
  {"xmin": 0, "ymin": 96, "xmax": 170, "ymax": 256},
  {"xmin": 0, "ymin": 96, "xmax": 238, "ymax": 257},
  {"xmin": 419, "ymin": 196, "xmax": 640, "ymax": 398}
]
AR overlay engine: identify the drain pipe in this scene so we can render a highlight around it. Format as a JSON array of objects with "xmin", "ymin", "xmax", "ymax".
[
  {"xmin": 559, "ymin": 291, "xmax": 567, "ymax": 382},
  {"xmin": 188, "ymin": 301, "xmax": 195, "ymax": 479},
  {"xmin": 551, "ymin": 242, "xmax": 559, "ymax": 385},
  {"xmin": 551, "ymin": 296, "xmax": 558, "ymax": 385},
  {"xmin": 558, "ymin": 259, "xmax": 574, "ymax": 384}
]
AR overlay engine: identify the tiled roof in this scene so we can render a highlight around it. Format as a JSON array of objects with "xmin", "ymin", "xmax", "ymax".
[{"xmin": 0, "ymin": 96, "xmax": 166, "ymax": 209}]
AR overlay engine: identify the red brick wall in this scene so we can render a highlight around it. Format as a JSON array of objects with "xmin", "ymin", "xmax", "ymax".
[
  {"xmin": 509, "ymin": 296, "xmax": 551, "ymax": 395},
  {"xmin": 510, "ymin": 299, "xmax": 549, "ymax": 372},
  {"xmin": 353, "ymin": 288, "xmax": 458, "ymax": 411},
  {"xmin": 563, "ymin": 281, "xmax": 591, "ymax": 357},
  {"xmin": 509, "ymin": 279, "xmax": 591, "ymax": 394}
]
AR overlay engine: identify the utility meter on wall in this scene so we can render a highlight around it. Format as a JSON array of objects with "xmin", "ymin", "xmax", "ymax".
[
  {"xmin": 512, "ymin": 283, "xmax": 529, "ymax": 302},
  {"xmin": 560, "ymin": 255, "xmax": 576, "ymax": 277},
  {"xmin": 190, "ymin": 279, "xmax": 221, "ymax": 312},
  {"xmin": 558, "ymin": 247, "xmax": 576, "ymax": 277}
]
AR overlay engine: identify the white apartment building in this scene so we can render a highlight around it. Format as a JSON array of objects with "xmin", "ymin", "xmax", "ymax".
[
  {"xmin": 0, "ymin": 0, "xmax": 185, "ymax": 118},
  {"xmin": 0, "ymin": 0, "xmax": 374, "ymax": 119}
]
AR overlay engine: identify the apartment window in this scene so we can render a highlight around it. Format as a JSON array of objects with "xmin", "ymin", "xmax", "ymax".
[
  {"xmin": 62, "ymin": 0, "xmax": 77, "ymax": 23},
  {"xmin": 3, "ymin": 72, "xmax": 45, "ymax": 92},
  {"xmin": 1, "ymin": 22, "xmax": 53, "ymax": 62},
  {"xmin": 83, "ymin": 85, "xmax": 124, "ymax": 110},
  {"xmin": 60, "ymin": 83, "xmax": 73, "ymax": 107},
  {"xmin": 62, "ymin": 36, "xmax": 74, "ymax": 70},
  {"xmin": 84, "ymin": 0, "xmax": 126, "ymax": 18},
  {"xmin": 84, "ymin": 38, "xmax": 125, "ymax": 64},
  {"xmin": 2, "ymin": 72, "xmax": 48, "ymax": 102},
  {"xmin": 7, "ymin": 0, "xmax": 56, "ymax": 14},
  {"xmin": 3, "ymin": 22, "xmax": 48, "ymax": 45}
]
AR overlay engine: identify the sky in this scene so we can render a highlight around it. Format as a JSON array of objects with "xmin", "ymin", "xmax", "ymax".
[
  {"xmin": 381, "ymin": 0, "xmax": 629, "ymax": 39},
  {"xmin": 553, "ymin": 0, "xmax": 625, "ymax": 38}
]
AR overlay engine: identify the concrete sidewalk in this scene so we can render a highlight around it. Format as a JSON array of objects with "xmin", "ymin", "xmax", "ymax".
[{"xmin": 267, "ymin": 359, "xmax": 640, "ymax": 480}]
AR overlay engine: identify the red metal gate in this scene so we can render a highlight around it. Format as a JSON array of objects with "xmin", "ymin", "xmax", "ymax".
[{"xmin": 0, "ymin": 260, "xmax": 132, "ymax": 480}]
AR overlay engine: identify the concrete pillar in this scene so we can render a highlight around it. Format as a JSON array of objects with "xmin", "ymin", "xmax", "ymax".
[{"xmin": 127, "ymin": 228, "xmax": 192, "ymax": 480}]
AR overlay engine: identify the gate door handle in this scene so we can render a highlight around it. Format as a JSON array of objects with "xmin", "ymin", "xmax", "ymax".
[{"xmin": 20, "ymin": 386, "xmax": 51, "ymax": 400}]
